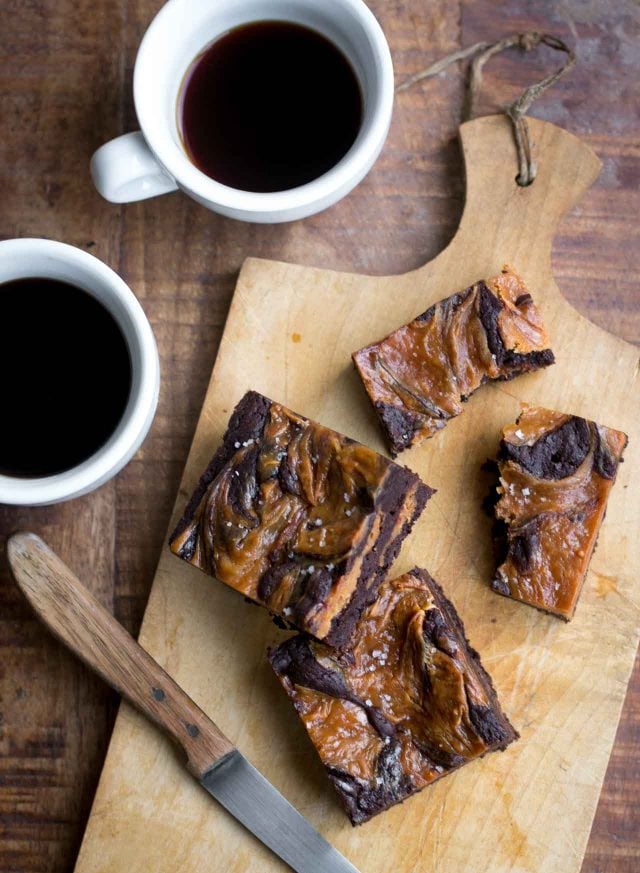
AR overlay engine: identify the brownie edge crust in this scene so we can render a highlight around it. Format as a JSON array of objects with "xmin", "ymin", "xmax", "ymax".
[
  {"xmin": 169, "ymin": 391, "xmax": 434, "ymax": 647},
  {"xmin": 269, "ymin": 569, "xmax": 518, "ymax": 825}
]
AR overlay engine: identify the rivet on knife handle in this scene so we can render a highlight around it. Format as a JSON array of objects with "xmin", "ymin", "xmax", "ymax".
[{"xmin": 6, "ymin": 531, "xmax": 234, "ymax": 778}]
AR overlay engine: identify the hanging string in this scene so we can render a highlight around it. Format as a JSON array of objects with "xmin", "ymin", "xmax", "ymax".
[{"xmin": 397, "ymin": 32, "xmax": 576, "ymax": 186}]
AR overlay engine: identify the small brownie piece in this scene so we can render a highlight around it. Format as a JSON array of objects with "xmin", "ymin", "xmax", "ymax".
[
  {"xmin": 269, "ymin": 569, "xmax": 518, "ymax": 825},
  {"xmin": 170, "ymin": 391, "xmax": 433, "ymax": 648},
  {"xmin": 490, "ymin": 406, "xmax": 628, "ymax": 620},
  {"xmin": 352, "ymin": 266, "xmax": 554, "ymax": 455}
]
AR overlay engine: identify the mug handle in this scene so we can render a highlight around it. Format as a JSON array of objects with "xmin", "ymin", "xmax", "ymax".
[{"xmin": 91, "ymin": 131, "xmax": 179, "ymax": 203}]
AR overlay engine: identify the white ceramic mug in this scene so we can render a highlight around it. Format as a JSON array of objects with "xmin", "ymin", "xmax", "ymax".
[
  {"xmin": 91, "ymin": 0, "xmax": 394, "ymax": 223},
  {"xmin": 0, "ymin": 239, "xmax": 160, "ymax": 506}
]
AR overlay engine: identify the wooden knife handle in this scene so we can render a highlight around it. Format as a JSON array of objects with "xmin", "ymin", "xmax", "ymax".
[{"xmin": 6, "ymin": 531, "xmax": 235, "ymax": 779}]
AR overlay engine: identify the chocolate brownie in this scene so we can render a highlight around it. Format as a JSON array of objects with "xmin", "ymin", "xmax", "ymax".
[
  {"xmin": 170, "ymin": 392, "xmax": 434, "ymax": 647},
  {"xmin": 352, "ymin": 266, "xmax": 554, "ymax": 455},
  {"xmin": 490, "ymin": 406, "xmax": 628, "ymax": 620},
  {"xmin": 269, "ymin": 569, "xmax": 518, "ymax": 824}
]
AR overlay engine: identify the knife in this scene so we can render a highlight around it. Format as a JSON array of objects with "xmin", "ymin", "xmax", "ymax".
[{"xmin": 7, "ymin": 532, "xmax": 360, "ymax": 873}]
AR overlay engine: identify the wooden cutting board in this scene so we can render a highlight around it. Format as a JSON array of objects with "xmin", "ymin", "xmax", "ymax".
[{"xmin": 75, "ymin": 115, "xmax": 640, "ymax": 873}]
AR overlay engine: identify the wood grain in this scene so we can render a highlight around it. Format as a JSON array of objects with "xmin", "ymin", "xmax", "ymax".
[
  {"xmin": 7, "ymin": 533, "xmax": 235, "ymax": 779},
  {"xmin": 74, "ymin": 115, "xmax": 640, "ymax": 873},
  {"xmin": 0, "ymin": 1, "xmax": 638, "ymax": 871}
]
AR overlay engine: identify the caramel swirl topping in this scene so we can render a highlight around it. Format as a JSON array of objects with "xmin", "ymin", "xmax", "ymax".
[
  {"xmin": 353, "ymin": 266, "xmax": 554, "ymax": 454},
  {"xmin": 492, "ymin": 406, "xmax": 627, "ymax": 619},
  {"xmin": 170, "ymin": 397, "xmax": 431, "ymax": 641},
  {"xmin": 270, "ymin": 570, "xmax": 516, "ymax": 823}
]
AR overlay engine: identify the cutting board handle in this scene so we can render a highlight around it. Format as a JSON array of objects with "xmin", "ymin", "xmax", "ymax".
[
  {"xmin": 6, "ymin": 532, "xmax": 235, "ymax": 779},
  {"xmin": 427, "ymin": 115, "xmax": 602, "ymax": 282}
]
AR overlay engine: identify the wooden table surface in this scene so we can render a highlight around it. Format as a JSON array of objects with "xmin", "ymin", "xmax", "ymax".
[{"xmin": 0, "ymin": 1, "xmax": 638, "ymax": 871}]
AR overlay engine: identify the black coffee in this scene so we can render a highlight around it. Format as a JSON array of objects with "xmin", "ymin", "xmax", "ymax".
[
  {"xmin": 0, "ymin": 278, "xmax": 132, "ymax": 478},
  {"xmin": 179, "ymin": 21, "xmax": 363, "ymax": 193}
]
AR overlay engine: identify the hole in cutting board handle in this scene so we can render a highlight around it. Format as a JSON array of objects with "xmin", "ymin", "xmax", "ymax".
[{"xmin": 515, "ymin": 173, "xmax": 534, "ymax": 188}]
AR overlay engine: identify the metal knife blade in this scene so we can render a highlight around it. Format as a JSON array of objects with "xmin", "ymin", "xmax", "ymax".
[{"xmin": 202, "ymin": 751, "xmax": 360, "ymax": 873}]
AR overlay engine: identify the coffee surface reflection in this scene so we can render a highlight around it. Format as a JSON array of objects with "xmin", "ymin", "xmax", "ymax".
[
  {"xmin": 0, "ymin": 278, "xmax": 132, "ymax": 477},
  {"xmin": 178, "ymin": 21, "xmax": 363, "ymax": 193}
]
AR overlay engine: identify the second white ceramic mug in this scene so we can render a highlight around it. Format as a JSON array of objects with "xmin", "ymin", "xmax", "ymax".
[
  {"xmin": 0, "ymin": 239, "xmax": 160, "ymax": 506},
  {"xmin": 90, "ymin": 0, "xmax": 394, "ymax": 223}
]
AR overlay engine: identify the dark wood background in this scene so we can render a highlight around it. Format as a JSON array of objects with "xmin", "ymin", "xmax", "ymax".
[{"xmin": 0, "ymin": 0, "xmax": 638, "ymax": 870}]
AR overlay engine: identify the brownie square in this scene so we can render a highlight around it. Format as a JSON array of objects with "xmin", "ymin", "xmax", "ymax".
[
  {"xmin": 169, "ymin": 391, "xmax": 434, "ymax": 647},
  {"xmin": 490, "ymin": 406, "xmax": 628, "ymax": 620},
  {"xmin": 269, "ymin": 568, "xmax": 518, "ymax": 824},
  {"xmin": 352, "ymin": 266, "xmax": 554, "ymax": 455}
]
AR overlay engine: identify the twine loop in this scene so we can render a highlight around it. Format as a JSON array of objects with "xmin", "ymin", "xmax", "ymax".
[{"xmin": 397, "ymin": 32, "xmax": 576, "ymax": 186}]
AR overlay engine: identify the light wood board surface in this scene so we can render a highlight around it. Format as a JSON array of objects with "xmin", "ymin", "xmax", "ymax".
[{"xmin": 74, "ymin": 116, "xmax": 640, "ymax": 873}]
